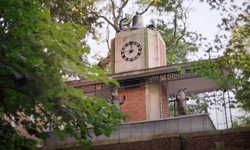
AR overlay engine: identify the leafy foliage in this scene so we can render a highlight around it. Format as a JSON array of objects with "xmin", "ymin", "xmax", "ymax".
[
  {"xmin": 168, "ymin": 91, "xmax": 229, "ymax": 116},
  {"xmin": 188, "ymin": 93, "xmax": 209, "ymax": 115},
  {"xmin": 191, "ymin": 1, "xmax": 250, "ymax": 111},
  {"xmin": 0, "ymin": 0, "xmax": 125, "ymax": 149},
  {"xmin": 233, "ymin": 112, "xmax": 250, "ymax": 128},
  {"xmin": 0, "ymin": 118, "xmax": 36, "ymax": 150},
  {"xmin": 157, "ymin": 21, "xmax": 198, "ymax": 64},
  {"xmin": 44, "ymin": 0, "xmax": 102, "ymax": 35}
]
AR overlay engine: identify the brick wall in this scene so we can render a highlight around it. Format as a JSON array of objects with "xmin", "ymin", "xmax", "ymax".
[
  {"xmin": 118, "ymin": 84, "xmax": 169, "ymax": 122},
  {"xmin": 158, "ymin": 36, "xmax": 166, "ymax": 66},
  {"xmin": 161, "ymin": 85, "xmax": 168, "ymax": 118},
  {"xmin": 184, "ymin": 129, "xmax": 250, "ymax": 150},
  {"xmin": 119, "ymin": 86, "xmax": 146, "ymax": 122},
  {"xmin": 90, "ymin": 137, "xmax": 180, "ymax": 150},
  {"xmin": 86, "ymin": 128, "xmax": 250, "ymax": 150},
  {"xmin": 45, "ymin": 124, "xmax": 250, "ymax": 150}
]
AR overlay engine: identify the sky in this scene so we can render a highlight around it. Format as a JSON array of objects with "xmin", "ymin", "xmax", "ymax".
[
  {"xmin": 186, "ymin": 1, "xmax": 221, "ymax": 42},
  {"xmin": 185, "ymin": 0, "xmax": 222, "ymax": 59}
]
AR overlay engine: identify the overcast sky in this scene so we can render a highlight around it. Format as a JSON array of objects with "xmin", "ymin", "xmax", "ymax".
[{"xmin": 186, "ymin": 1, "xmax": 221, "ymax": 41}]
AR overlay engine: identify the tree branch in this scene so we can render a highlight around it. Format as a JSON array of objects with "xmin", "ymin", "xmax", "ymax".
[
  {"xmin": 106, "ymin": 26, "xmax": 111, "ymax": 51},
  {"xmin": 175, "ymin": 7, "xmax": 187, "ymax": 48},
  {"xmin": 117, "ymin": 0, "xmax": 129, "ymax": 20},
  {"xmin": 138, "ymin": 1, "xmax": 154, "ymax": 15},
  {"xmin": 166, "ymin": 10, "xmax": 178, "ymax": 48},
  {"xmin": 111, "ymin": 0, "xmax": 117, "ymax": 22},
  {"xmin": 99, "ymin": 15, "xmax": 119, "ymax": 32},
  {"xmin": 97, "ymin": 53, "xmax": 111, "ymax": 70}
]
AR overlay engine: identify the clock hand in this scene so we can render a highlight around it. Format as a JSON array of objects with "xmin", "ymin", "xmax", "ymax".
[
  {"xmin": 129, "ymin": 43, "xmax": 135, "ymax": 53},
  {"xmin": 123, "ymin": 49, "xmax": 134, "ymax": 53}
]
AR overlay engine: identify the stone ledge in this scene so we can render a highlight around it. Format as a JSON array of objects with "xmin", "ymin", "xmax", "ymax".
[{"xmin": 42, "ymin": 114, "xmax": 216, "ymax": 149}]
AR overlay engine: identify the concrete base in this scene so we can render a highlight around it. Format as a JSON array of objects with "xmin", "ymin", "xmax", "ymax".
[{"xmin": 43, "ymin": 114, "xmax": 215, "ymax": 149}]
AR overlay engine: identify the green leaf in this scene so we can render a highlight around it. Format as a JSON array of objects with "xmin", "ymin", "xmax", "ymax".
[{"xmin": 94, "ymin": 128, "xmax": 103, "ymax": 136}]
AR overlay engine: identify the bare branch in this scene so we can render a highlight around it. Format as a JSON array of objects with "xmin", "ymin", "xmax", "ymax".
[
  {"xmin": 175, "ymin": 7, "xmax": 187, "ymax": 48},
  {"xmin": 102, "ymin": 0, "xmax": 130, "ymax": 33},
  {"xmin": 99, "ymin": 15, "xmax": 119, "ymax": 32},
  {"xmin": 117, "ymin": 0, "xmax": 129, "ymax": 19},
  {"xmin": 110, "ymin": 0, "xmax": 117, "ymax": 21},
  {"xmin": 115, "ymin": 0, "xmax": 129, "ymax": 32},
  {"xmin": 166, "ymin": 10, "xmax": 178, "ymax": 48},
  {"xmin": 138, "ymin": 1, "xmax": 154, "ymax": 15},
  {"xmin": 106, "ymin": 26, "xmax": 111, "ymax": 51},
  {"xmin": 182, "ymin": 31, "xmax": 198, "ymax": 45}
]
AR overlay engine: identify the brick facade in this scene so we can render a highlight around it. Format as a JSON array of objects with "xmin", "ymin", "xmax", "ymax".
[
  {"xmin": 64, "ymin": 127, "xmax": 250, "ymax": 150},
  {"xmin": 159, "ymin": 36, "xmax": 166, "ymax": 66},
  {"xmin": 91, "ymin": 137, "xmax": 181, "ymax": 150},
  {"xmin": 119, "ymin": 86, "xmax": 146, "ymax": 122},
  {"xmin": 161, "ymin": 85, "xmax": 168, "ymax": 118},
  {"xmin": 118, "ymin": 84, "xmax": 169, "ymax": 122},
  {"xmin": 184, "ymin": 129, "xmax": 250, "ymax": 150}
]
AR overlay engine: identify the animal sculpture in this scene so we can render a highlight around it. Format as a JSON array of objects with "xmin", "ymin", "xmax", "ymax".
[
  {"xmin": 109, "ymin": 90, "xmax": 126, "ymax": 110},
  {"xmin": 176, "ymin": 88, "xmax": 189, "ymax": 115}
]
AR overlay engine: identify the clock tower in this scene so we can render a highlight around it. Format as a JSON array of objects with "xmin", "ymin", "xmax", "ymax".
[
  {"xmin": 109, "ymin": 15, "xmax": 168, "ymax": 122},
  {"xmin": 111, "ymin": 15, "xmax": 166, "ymax": 74}
]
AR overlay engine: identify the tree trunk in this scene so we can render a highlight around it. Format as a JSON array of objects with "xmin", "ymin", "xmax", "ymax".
[{"xmin": 97, "ymin": 53, "xmax": 111, "ymax": 70}]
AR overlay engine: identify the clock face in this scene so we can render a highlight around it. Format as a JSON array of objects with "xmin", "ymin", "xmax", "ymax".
[{"xmin": 121, "ymin": 41, "xmax": 142, "ymax": 62}]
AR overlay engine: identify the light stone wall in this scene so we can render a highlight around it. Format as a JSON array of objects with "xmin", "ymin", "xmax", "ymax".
[
  {"xmin": 113, "ymin": 29, "xmax": 146, "ymax": 73},
  {"xmin": 146, "ymin": 30, "xmax": 159, "ymax": 68},
  {"xmin": 145, "ymin": 84, "xmax": 161, "ymax": 120},
  {"xmin": 112, "ymin": 28, "xmax": 166, "ymax": 74},
  {"xmin": 147, "ymin": 30, "xmax": 166, "ymax": 68}
]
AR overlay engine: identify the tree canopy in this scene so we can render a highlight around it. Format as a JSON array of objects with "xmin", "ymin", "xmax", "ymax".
[
  {"xmin": 1, "ymin": 0, "xmax": 250, "ymax": 149},
  {"xmin": 0, "ymin": 0, "xmax": 125, "ymax": 149},
  {"xmin": 191, "ymin": 0, "xmax": 250, "ymax": 110}
]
